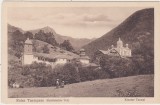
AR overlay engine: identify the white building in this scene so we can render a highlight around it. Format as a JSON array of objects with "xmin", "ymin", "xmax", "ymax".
[
  {"xmin": 98, "ymin": 38, "xmax": 132, "ymax": 58},
  {"xmin": 114, "ymin": 38, "xmax": 132, "ymax": 57},
  {"xmin": 22, "ymin": 38, "xmax": 90, "ymax": 66},
  {"xmin": 79, "ymin": 49, "xmax": 90, "ymax": 64}
]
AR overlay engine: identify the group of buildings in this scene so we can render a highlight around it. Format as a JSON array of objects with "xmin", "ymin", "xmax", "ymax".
[
  {"xmin": 22, "ymin": 37, "xmax": 132, "ymax": 66},
  {"xmin": 98, "ymin": 38, "xmax": 132, "ymax": 58},
  {"xmin": 22, "ymin": 38, "xmax": 90, "ymax": 66}
]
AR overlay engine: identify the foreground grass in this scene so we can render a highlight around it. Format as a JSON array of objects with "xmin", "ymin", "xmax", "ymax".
[{"xmin": 9, "ymin": 75, "xmax": 154, "ymax": 98}]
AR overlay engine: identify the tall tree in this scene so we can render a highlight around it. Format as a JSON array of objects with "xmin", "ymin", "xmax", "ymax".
[
  {"xmin": 46, "ymin": 32, "xmax": 58, "ymax": 46},
  {"xmin": 42, "ymin": 44, "xmax": 49, "ymax": 54},
  {"xmin": 35, "ymin": 30, "xmax": 47, "ymax": 42},
  {"xmin": 24, "ymin": 31, "xmax": 33, "ymax": 40},
  {"xmin": 11, "ymin": 30, "xmax": 25, "ymax": 42},
  {"xmin": 60, "ymin": 40, "xmax": 74, "ymax": 52},
  {"xmin": 10, "ymin": 30, "xmax": 25, "ymax": 58},
  {"xmin": 35, "ymin": 30, "xmax": 58, "ymax": 46}
]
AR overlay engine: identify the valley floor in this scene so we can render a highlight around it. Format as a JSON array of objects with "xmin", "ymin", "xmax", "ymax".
[{"xmin": 8, "ymin": 75, "xmax": 154, "ymax": 98}]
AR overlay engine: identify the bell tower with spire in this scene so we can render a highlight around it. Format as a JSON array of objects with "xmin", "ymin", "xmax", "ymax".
[
  {"xmin": 107, "ymin": 37, "xmax": 131, "ymax": 57},
  {"xmin": 24, "ymin": 38, "xmax": 33, "ymax": 54},
  {"xmin": 117, "ymin": 37, "xmax": 123, "ymax": 48},
  {"xmin": 23, "ymin": 38, "xmax": 34, "ymax": 65}
]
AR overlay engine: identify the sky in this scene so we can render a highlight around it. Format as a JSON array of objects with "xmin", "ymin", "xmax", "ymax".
[{"xmin": 8, "ymin": 7, "xmax": 146, "ymax": 39}]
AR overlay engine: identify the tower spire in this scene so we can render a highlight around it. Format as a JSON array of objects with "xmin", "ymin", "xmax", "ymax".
[{"xmin": 117, "ymin": 37, "xmax": 123, "ymax": 48}]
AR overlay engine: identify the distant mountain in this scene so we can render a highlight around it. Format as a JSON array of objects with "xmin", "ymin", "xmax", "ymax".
[
  {"xmin": 83, "ymin": 8, "xmax": 154, "ymax": 58},
  {"xmin": 8, "ymin": 24, "xmax": 95, "ymax": 50},
  {"xmin": 29, "ymin": 26, "xmax": 57, "ymax": 35},
  {"xmin": 57, "ymin": 34, "xmax": 96, "ymax": 50},
  {"xmin": 29, "ymin": 26, "xmax": 95, "ymax": 50}
]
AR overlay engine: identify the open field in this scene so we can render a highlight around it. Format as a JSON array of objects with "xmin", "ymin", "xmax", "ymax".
[{"xmin": 8, "ymin": 75, "xmax": 154, "ymax": 98}]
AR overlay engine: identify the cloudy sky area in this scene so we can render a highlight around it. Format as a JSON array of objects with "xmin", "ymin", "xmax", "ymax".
[{"xmin": 8, "ymin": 7, "xmax": 145, "ymax": 39}]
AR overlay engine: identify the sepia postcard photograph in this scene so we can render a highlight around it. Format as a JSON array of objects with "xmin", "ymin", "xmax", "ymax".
[{"xmin": 1, "ymin": 1, "xmax": 160, "ymax": 104}]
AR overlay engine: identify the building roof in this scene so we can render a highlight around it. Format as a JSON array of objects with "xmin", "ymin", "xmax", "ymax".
[
  {"xmin": 79, "ymin": 56, "xmax": 90, "ymax": 60},
  {"xmin": 80, "ymin": 48, "xmax": 85, "ymax": 52},
  {"xmin": 33, "ymin": 52, "xmax": 79, "ymax": 60},
  {"xmin": 33, "ymin": 52, "xmax": 55, "ymax": 59},
  {"xmin": 25, "ymin": 38, "xmax": 32, "ymax": 44},
  {"xmin": 87, "ymin": 63, "xmax": 99, "ymax": 67},
  {"xmin": 98, "ymin": 49, "xmax": 120, "ymax": 56},
  {"xmin": 98, "ymin": 50, "xmax": 109, "ymax": 55},
  {"xmin": 56, "ymin": 55, "xmax": 77, "ymax": 59}
]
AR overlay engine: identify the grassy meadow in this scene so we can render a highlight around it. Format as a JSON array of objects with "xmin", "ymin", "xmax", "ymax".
[{"xmin": 9, "ymin": 74, "xmax": 154, "ymax": 98}]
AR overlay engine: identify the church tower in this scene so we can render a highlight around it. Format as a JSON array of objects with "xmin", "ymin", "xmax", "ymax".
[
  {"xmin": 79, "ymin": 49, "xmax": 86, "ymax": 57},
  {"xmin": 117, "ymin": 38, "xmax": 123, "ymax": 48},
  {"xmin": 23, "ymin": 38, "xmax": 34, "ymax": 65},
  {"xmin": 24, "ymin": 38, "xmax": 33, "ymax": 54}
]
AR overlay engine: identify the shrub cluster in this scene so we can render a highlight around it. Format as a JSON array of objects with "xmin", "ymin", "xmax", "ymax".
[
  {"xmin": 99, "ymin": 55, "xmax": 154, "ymax": 78},
  {"xmin": 8, "ymin": 62, "xmax": 110, "ymax": 88}
]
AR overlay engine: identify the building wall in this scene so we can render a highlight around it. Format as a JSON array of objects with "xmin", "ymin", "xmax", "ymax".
[
  {"xmin": 80, "ymin": 59, "xmax": 89, "ymax": 64},
  {"xmin": 55, "ymin": 59, "xmax": 67, "ymax": 64},
  {"xmin": 33, "ymin": 57, "xmax": 56, "ymax": 65},
  {"xmin": 126, "ymin": 49, "xmax": 132, "ymax": 57},
  {"xmin": 33, "ymin": 57, "xmax": 44, "ymax": 63},
  {"xmin": 114, "ymin": 47, "xmax": 131, "ymax": 57},
  {"xmin": 23, "ymin": 54, "xmax": 69, "ymax": 66},
  {"xmin": 23, "ymin": 54, "xmax": 34, "ymax": 65},
  {"xmin": 24, "ymin": 44, "xmax": 32, "ymax": 54}
]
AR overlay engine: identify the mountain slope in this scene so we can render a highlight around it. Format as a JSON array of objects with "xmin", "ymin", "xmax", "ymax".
[
  {"xmin": 57, "ymin": 34, "xmax": 96, "ymax": 50},
  {"xmin": 83, "ymin": 8, "xmax": 154, "ymax": 57},
  {"xmin": 8, "ymin": 24, "xmax": 25, "ymax": 34}
]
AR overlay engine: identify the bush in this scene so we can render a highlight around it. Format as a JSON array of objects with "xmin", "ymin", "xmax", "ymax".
[
  {"xmin": 79, "ymin": 66, "xmax": 110, "ymax": 82},
  {"xmin": 42, "ymin": 44, "xmax": 49, "ymax": 53},
  {"xmin": 8, "ymin": 61, "xmax": 112, "ymax": 88},
  {"xmin": 56, "ymin": 63, "xmax": 80, "ymax": 84},
  {"xmin": 99, "ymin": 56, "xmax": 135, "ymax": 78}
]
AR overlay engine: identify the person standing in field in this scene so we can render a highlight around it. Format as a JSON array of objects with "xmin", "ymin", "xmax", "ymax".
[
  {"xmin": 56, "ymin": 79, "xmax": 60, "ymax": 89},
  {"xmin": 60, "ymin": 81, "xmax": 65, "ymax": 88}
]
